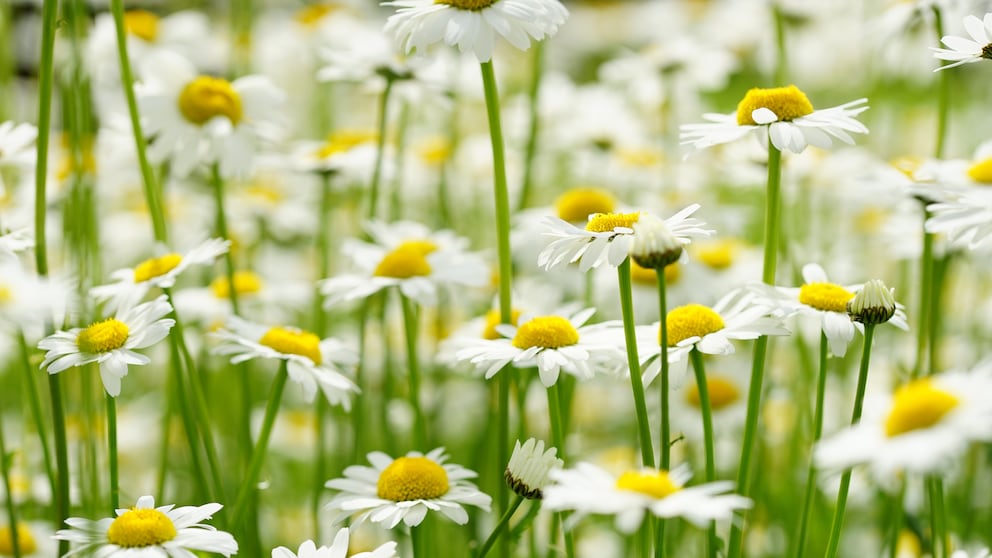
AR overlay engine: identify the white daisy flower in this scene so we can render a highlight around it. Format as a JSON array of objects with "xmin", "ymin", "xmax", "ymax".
[
  {"xmin": 636, "ymin": 289, "xmax": 790, "ymax": 385},
  {"xmin": 542, "ymin": 462, "xmax": 751, "ymax": 534},
  {"xmin": 211, "ymin": 317, "xmax": 359, "ymax": 409},
  {"xmin": 383, "ymin": 0, "xmax": 569, "ymax": 63},
  {"xmin": 0, "ymin": 121, "xmax": 36, "ymax": 169},
  {"xmin": 138, "ymin": 51, "xmax": 285, "ymax": 178},
  {"xmin": 325, "ymin": 448, "xmax": 492, "ymax": 528},
  {"xmin": 537, "ymin": 205, "xmax": 713, "ymax": 273},
  {"xmin": 90, "ymin": 238, "xmax": 230, "ymax": 312},
  {"xmin": 931, "ymin": 12, "xmax": 992, "ymax": 71},
  {"xmin": 38, "ymin": 296, "xmax": 175, "ymax": 397},
  {"xmin": 0, "ymin": 261, "xmax": 64, "ymax": 331},
  {"xmin": 271, "ymin": 531, "xmax": 398, "ymax": 558},
  {"xmin": 0, "ymin": 521, "xmax": 57, "ymax": 556},
  {"xmin": 292, "ymin": 129, "xmax": 384, "ymax": 183},
  {"xmin": 454, "ymin": 307, "xmax": 625, "ymax": 387},
  {"xmin": 0, "ymin": 228, "xmax": 33, "ymax": 264},
  {"xmin": 814, "ymin": 367, "xmax": 992, "ymax": 477},
  {"xmin": 926, "ymin": 188, "xmax": 992, "ymax": 250},
  {"xmin": 320, "ymin": 221, "xmax": 487, "ymax": 307},
  {"xmin": 680, "ymin": 85, "xmax": 869, "ymax": 154},
  {"xmin": 54, "ymin": 494, "xmax": 237, "ymax": 557}
]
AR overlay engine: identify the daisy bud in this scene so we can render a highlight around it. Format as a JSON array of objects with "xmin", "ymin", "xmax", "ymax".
[
  {"xmin": 847, "ymin": 279, "xmax": 897, "ymax": 325},
  {"xmin": 504, "ymin": 438, "xmax": 563, "ymax": 500},
  {"xmin": 631, "ymin": 214, "xmax": 683, "ymax": 270}
]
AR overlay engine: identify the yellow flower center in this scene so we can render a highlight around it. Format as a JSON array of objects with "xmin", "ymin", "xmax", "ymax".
[
  {"xmin": 178, "ymin": 76, "xmax": 243, "ymax": 126},
  {"xmin": 555, "ymin": 188, "xmax": 617, "ymax": 223},
  {"xmin": 295, "ymin": 3, "xmax": 342, "ymax": 26},
  {"xmin": 0, "ymin": 285, "xmax": 11, "ymax": 304},
  {"xmin": 630, "ymin": 260, "xmax": 680, "ymax": 285},
  {"xmin": 665, "ymin": 304, "xmax": 724, "ymax": 346},
  {"xmin": 376, "ymin": 456, "xmax": 450, "ymax": 501},
  {"xmin": 106, "ymin": 508, "xmax": 177, "ymax": 548},
  {"xmin": 316, "ymin": 129, "xmax": 378, "ymax": 159},
  {"xmin": 434, "ymin": 0, "xmax": 498, "ymax": 10},
  {"xmin": 133, "ymin": 253, "xmax": 182, "ymax": 283},
  {"xmin": 736, "ymin": 85, "xmax": 814, "ymax": 126},
  {"xmin": 615, "ymin": 470, "xmax": 681, "ymax": 499},
  {"xmin": 890, "ymin": 156, "xmax": 923, "ymax": 179},
  {"xmin": 884, "ymin": 379, "xmax": 960, "ymax": 437},
  {"xmin": 259, "ymin": 326, "xmax": 322, "ymax": 364},
  {"xmin": 615, "ymin": 147, "xmax": 663, "ymax": 168},
  {"xmin": 77, "ymin": 319, "xmax": 130, "ymax": 353},
  {"xmin": 511, "ymin": 316, "xmax": 580, "ymax": 349},
  {"xmin": 0, "ymin": 523, "xmax": 37, "ymax": 555},
  {"xmin": 685, "ymin": 375, "xmax": 740, "ymax": 411},
  {"xmin": 482, "ymin": 308, "xmax": 522, "ymax": 340},
  {"xmin": 245, "ymin": 183, "xmax": 284, "ymax": 204},
  {"xmin": 798, "ymin": 283, "xmax": 855, "ymax": 313},
  {"xmin": 695, "ymin": 239, "xmax": 737, "ymax": 270},
  {"xmin": 210, "ymin": 271, "xmax": 264, "ymax": 299},
  {"xmin": 373, "ymin": 240, "xmax": 437, "ymax": 279},
  {"xmin": 123, "ymin": 10, "xmax": 159, "ymax": 42},
  {"xmin": 585, "ymin": 212, "xmax": 640, "ymax": 233},
  {"xmin": 967, "ymin": 158, "xmax": 992, "ymax": 184},
  {"xmin": 417, "ymin": 136, "xmax": 452, "ymax": 165}
]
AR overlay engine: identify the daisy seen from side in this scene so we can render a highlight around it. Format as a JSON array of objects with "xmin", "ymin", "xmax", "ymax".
[
  {"xmin": 271, "ymin": 531, "xmax": 398, "ymax": 558},
  {"xmin": 932, "ymin": 12, "xmax": 992, "ymax": 71},
  {"xmin": 926, "ymin": 188, "xmax": 992, "ymax": 250}
]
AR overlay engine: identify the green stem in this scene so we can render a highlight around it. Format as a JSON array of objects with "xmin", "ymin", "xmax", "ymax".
[
  {"xmin": 477, "ymin": 495, "xmax": 525, "ymax": 558},
  {"xmin": 824, "ymin": 324, "xmax": 876, "ymax": 558},
  {"xmin": 211, "ymin": 165, "xmax": 240, "ymax": 316},
  {"xmin": 887, "ymin": 478, "xmax": 906, "ymax": 558},
  {"xmin": 389, "ymin": 100, "xmax": 411, "ymax": 221},
  {"xmin": 231, "ymin": 362, "xmax": 289, "ymax": 528},
  {"xmin": 689, "ymin": 349, "xmax": 717, "ymax": 558},
  {"xmin": 17, "ymin": 332, "xmax": 55, "ymax": 498},
  {"xmin": 794, "ymin": 333, "xmax": 829, "ymax": 558},
  {"xmin": 155, "ymin": 361, "xmax": 176, "ymax": 501},
  {"xmin": 314, "ymin": 172, "xmax": 334, "ymax": 332},
  {"xmin": 34, "ymin": 0, "xmax": 57, "ymax": 278},
  {"xmin": 106, "ymin": 394, "xmax": 119, "ymax": 512},
  {"xmin": 166, "ymin": 332, "xmax": 210, "ymax": 500},
  {"xmin": 547, "ymin": 383, "xmax": 576, "ymax": 557},
  {"xmin": 932, "ymin": 6, "xmax": 949, "ymax": 159},
  {"xmin": 516, "ymin": 41, "xmax": 545, "ymax": 212},
  {"xmin": 400, "ymin": 294, "xmax": 428, "ymax": 449},
  {"xmin": 914, "ymin": 207, "xmax": 934, "ymax": 379},
  {"xmin": 654, "ymin": 268, "xmax": 670, "ymax": 558},
  {"xmin": 47, "ymin": 375, "xmax": 71, "ymax": 556},
  {"xmin": 367, "ymin": 79, "xmax": 394, "ymax": 222},
  {"xmin": 411, "ymin": 523, "xmax": 423, "ymax": 558},
  {"xmin": 772, "ymin": 4, "xmax": 788, "ymax": 85},
  {"xmin": 928, "ymin": 476, "xmax": 949, "ymax": 558},
  {"xmin": 0, "ymin": 406, "xmax": 22, "ymax": 558},
  {"xmin": 618, "ymin": 259, "xmax": 656, "ymax": 467}
]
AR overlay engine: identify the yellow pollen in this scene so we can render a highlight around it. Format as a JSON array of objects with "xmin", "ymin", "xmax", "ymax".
[
  {"xmin": 77, "ymin": 319, "xmax": 130, "ymax": 353},
  {"xmin": 665, "ymin": 304, "xmax": 724, "ymax": 346},
  {"xmin": 686, "ymin": 376, "xmax": 740, "ymax": 411},
  {"xmin": 178, "ymin": 76, "xmax": 243, "ymax": 126},
  {"xmin": 106, "ymin": 508, "xmax": 177, "ymax": 548},
  {"xmin": 376, "ymin": 456, "xmax": 450, "ymax": 501},
  {"xmin": 0, "ymin": 523, "xmax": 37, "ymax": 555},
  {"xmin": 417, "ymin": 136, "xmax": 452, "ymax": 165},
  {"xmin": 133, "ymin": 253, "xmax": 182, "ymax": 282},
  {"xmin": 556, "ymin": 188, "xmax": 617, "ymax": 223},
  {"xmin": 585, "ymin": 212, "xmax": 640, "ymax": 233},
  {"xmin": 798, "ymin": 283, "xmax": 855, "ymax": 313},
  {"xmin": 695, "ymin": 239, "xmax": 737, "ymax": 270},
  {"xmin": 967, "ymin": 158, "xmax": 992, "ymax": 184},
  {"xmin": 210, "ymin": 271, "xmax": 264, "ymax": 299},
  {"xmin": 259, "ymin": 326, "xmax": 322, "ymax": 365},
  {"xmin": 123, "ymin": 10, "xmax": 159, "ymax": 42},
  {"xmin": 615, "ymin": 470, "xmax": 681, "ymax": 499},
  {"xmin": 373, "ymin": 240, "xmax": 437, "ymax": 279},
  {"xmin": 316, "ymin": 129, "xmax": 378, "ymax": 159},
  {"xmin": 884, "ymin": 379, "xmax": 960, "ymax": 437},
  {"xmin": 512, "ymin": 316, "xmax": 580, "ymax": 349},
  {"xmin": 736, "ymin": 85, "xmax": 814, "ymax": 126},
  {"xmin": 295, "ymin": 3, "xmax": 341, "ymax": 26},
  {"xmin": 482, "ymin": 308, "xmax": 522, "ymax": 340},
  {"xmin": 630, "ymin": 260, "xmax": 680, "ymax": 285},
  {"xmin": 433, "ymin": 0, "xmax": 498, "ymax": 10}
]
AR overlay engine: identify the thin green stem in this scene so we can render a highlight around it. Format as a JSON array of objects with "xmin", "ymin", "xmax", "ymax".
[
  {"xmin": 17, "ymin": 332, "xmax": 55, "ymax": 497},
  {"xmin": 411, "ymin": 523, "xmax": 423, "ymax": 558},
  {"xmin": 367, "ymin": 79, "xmax": 394, "ymax": 222},
  {"xmin": 166, "ymin": 333, "xmax": 210, "ymax": 500},
  {"xmin": 772, "ymin": 4, "xmax": 788, "ymax": 85},
  {"xmin": 106, "ymin": 394, "xmax": 119, "ymax": 512},
  {"xmin": 155, "ymin": 362, "xmax": 176, "ymax": 501},
  {"xmin": 517, "ymin": 41, "xmax": 545, "ymax": 212},
  {"xmin": 933, "ymin": 6, "xmax": 949, "ymax": 159},
  {"xmin": 400, "ymin": 294, "xmax": 428, "ymax": 449},
  {"xmin": 794, "ymin": 333, "xmax": 829, "ymax": 558},
  {"xmin": 689, "ymin": 349, "xmax": 717, "ymax": 558},
  {"xmin": 914, "ymin": 207, "xmax": 934, "ymax": 379},
  {"xmin": 34, "ymin": 0, "xmax": 57, "ymax": 278},
  {"xmin": 928, "ymin": 476, "xmax": 949, "ymax": 558},
  {"xmin": 47, "ymin": 375, "xmax": 71, "ymax": 556},
  {"xmin": 887, "ymin": 478, "xmax": 906, "ymax": 558},
  {"xmin": 477, "ymin": 495, "xmax": 525, "ymax": 558},
  {"xmin": 762, "ymin": 144, "xmax": 783, "ymax": 284},
  {"xmin": 389, "ymin": 100, "xmax": 411, "ymax": 221},
  {"xmin": 654, "ymin": 268, "xmax": 670, "ymax": 558},
  {"xmin": 824, "ymin": 324, "xmax": 876, "ymax": 558},
  {"xmin": 231, "ymin": 362, "xmax": 289, "ymax": 528},
  {"xmin": 211, "ymin": 165, "xmax": 240, "ymax": 316},
  {"xmin": 618, "ymin": 259, "xmax": 656, "ymax": 468},
  {"xmin": 0, "ymin": 407, "xmax": 22, "ymax": 558},
  {"xmin": 547, "ymin": 383, "xmax": 576, "ymax": 558}
]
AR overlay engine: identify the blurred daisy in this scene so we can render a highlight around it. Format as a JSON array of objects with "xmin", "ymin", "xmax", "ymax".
[
  {"xmin": 815, "ymin": 368, "xmax": 992, "ymax": 477},
  {"xmin": 0, "ymin": 121, "xmax": 36, "ymax": 176},
  {"xmin": 0, "ymin": 521, "xmax": 56, "ymax": 556},
  {"xmin": 325, "ymin": 448, "xmax": 492, "ymax": 528},
  {"xmin": 212, "ymin": 317, "xmax": 359, "ymax": 408},
  {"xmin": 932, "ymin": 12, "xmax": 992, "ymax": 71},
  {"xmin": 454, "ymin": 307, "xmax": 624, "ymax": 387},
  {"xmin": 543, "ymin": 462, "xmax": 751, "ymax": 533},
  {"xmin": 38, "ymin": 296, "xmax": 175, "ymax": 397},
  {"xmin": 680, "ymin": 85, "xmax": 868, "ymax": 154},
  {"xmin": 538, "ymin": 205, "xmax": 712, "ymax": 272},
  {"xmin": 0, "ymin": 262, "xmax": 63, "ymax": 331},
  {"xmin": 90, "ymin": 238, "xmax": 229, "ymax": 312},
  {"xmin": 272, "ymin": 531, "xmax": 398, "ymax": 558},
  {"xmin": 293, "ymin": 129, "xmax": 382, "ymax": 181},
  {"xmin": 54, "ymin": 495, "xmax": 237, "ymax": 557},
  {"xmin": 926, "ymin": 189, "xmax": 992, "ymax": 250},
  {"xmin": 0, "ymin": 228, "xmax": 33, "ymax": 264},
  {"xmin": 383, "ymin": 0, "xmax": 569, "ymax": 63}
]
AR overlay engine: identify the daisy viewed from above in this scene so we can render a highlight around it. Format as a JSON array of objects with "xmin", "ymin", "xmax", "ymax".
[
  {"xmin": 932, "ymin": 12, "xmax": 992, "ymax": 71},
  {"xmin": 38, "ymin": 296, "xmax": 175, "ymax": 397},
  {"xmin": 211, "ymin": 317, "xmax": 359, "ymax": 408},
  {"xmin": 271, "ymin": 531, "xmax": 398, "ymax": 558},
  {"xmin": 680, "ymin": 84, "xmax": 869, "ymax": 154},
  {"xmin": 54, "ymin": 495, "xmax": 237, "ymax": 557},
  {"xmin": 542, "ymin": 462, "xmax": 751, "ymax": 534},
  {"xmin": 325, "ymin": 448, "xmax": 492, "ymax": 528},
  {"xmin": 383, "ymin": 0, "xmax": 569, "ymax": 63}
]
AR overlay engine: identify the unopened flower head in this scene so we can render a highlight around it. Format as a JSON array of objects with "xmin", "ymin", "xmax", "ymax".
[
  {"xmin": 631, "ymin": 213, "xmax": 684, "ymax": 270},
  {"xmin": 504, "ymin": 438, "xmax": 563, "ymax": 499},
  {"xmin": 847, "ymin": 279, "xmax": 897, "ymax": 325}
]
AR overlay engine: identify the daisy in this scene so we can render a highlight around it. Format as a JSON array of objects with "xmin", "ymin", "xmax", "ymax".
[
  {"xmin": 0, "ymin": 121, "xmax": 36, "ymax": 169},
  {"xmin": 272, "ymin": 531, "xmax": 398, "ymax": 558},
  {"xmin": 537, "ymin": 205, "xmax": 713, "ymax": 273},
  {"xmin": 138, "ymin": 51, "xmax": 285, "ymax": 178},
  {"xmin": 454, "ymin": 306, "xmax": 625, "ymax": 387},
  {"xmin": 0, "ymin": 228, "xmax": 32, "ymax": 264},
  {"xmin": 54, "ymin": 495, "xmax": 237, "ymax": 557},
  {"xmin": 680, "ymin": 85, "xmax": 869, "ymax": 154},
  {"xmin": 382, "ymin": 0, "xmax": 569, "ymax": 63},
  {"xmin": 542, "ymin": 462, "xmax": 751, "ymax": 534},
  {"xmin": 38, "ymin": 296, "xmax": 175, "ymax": 397},
  {"xmin": 325, "ymin": 448, "xmax": 492, "ymax": 528},
  {"xmin": 931, "ymin": 12, "xmax": 992, "ymax": 71},
  {"xmin": 211, "ymin": 317, "xmax": 359, "ymax": 408},
  {"xmin": 926, "ymin": 188, "xmax": 992, "ymax": 250},
  {"xmin": 814, "ymin": 367, "xmax": 992, "ymax": 477},
  {"xmin": 0, "ymin": 521, "xmax": 56, "ymax": 556},
  {"xmin": 90, "ymin": 238, "xmax": 230, "ymax": 312},
  {"xmin": 505, "ymin": 438, "xmax": 563, "ymax": 499},
  {"xmin": 0, "ymin": 261, "xmax": 63, "ymax": 331}
]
